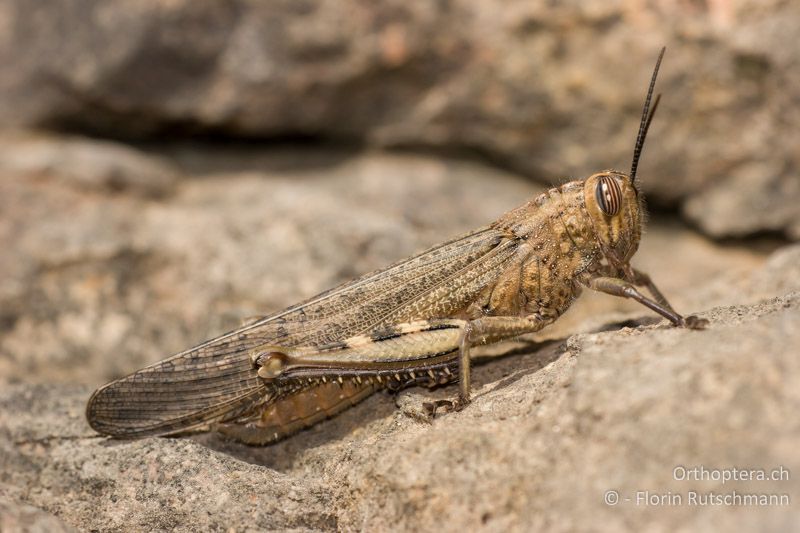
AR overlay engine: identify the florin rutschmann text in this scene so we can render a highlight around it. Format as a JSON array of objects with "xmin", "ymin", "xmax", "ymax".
[{"xmin": 603, "ymin": 465, "xmax": 791, "ymax": 507}]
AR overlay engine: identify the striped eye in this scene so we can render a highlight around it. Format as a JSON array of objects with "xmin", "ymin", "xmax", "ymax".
[{"xmin": 595, "ymin": 176, "xmax": 622, "ymax": 216}]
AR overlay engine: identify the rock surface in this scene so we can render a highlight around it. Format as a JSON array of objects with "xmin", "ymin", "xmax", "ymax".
[
  {"xmin": 0, "ymin": 497, "xmax": 77, "ymax": 533},
  {"xmin": 1, "ymin": 0, "xmax": 799, "ymax": 237},
  {"xmin": 2, "ymin": 274, "xmax": 798, "ymax": 531},
  {"xmin": 1, "ymin": 136, "xmax": 799, "ymax": 531}
]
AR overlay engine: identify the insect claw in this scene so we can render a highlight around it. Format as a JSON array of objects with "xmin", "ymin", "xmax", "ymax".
[
  {"xmin": 683, "ymin": 315, "xmax": 709, "ymax": 330},
  {"xmin": 423, "ymin": 398, "xmax": 468, "ymax": 418}
]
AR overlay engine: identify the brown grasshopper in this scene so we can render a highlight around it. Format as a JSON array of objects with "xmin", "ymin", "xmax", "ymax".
[{"xmin": 87, "ymin": 48, "xmax": 706, "ymax": 444}]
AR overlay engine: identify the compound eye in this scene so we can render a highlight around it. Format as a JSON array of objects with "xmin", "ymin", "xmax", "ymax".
[{"xmin": 595, "ymin": 175, "xmax": 622, "ymax": 216}]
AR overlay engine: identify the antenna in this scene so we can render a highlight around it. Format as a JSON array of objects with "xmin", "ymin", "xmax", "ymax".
[{"xmin": 630, "ymin": 47, "xmax": 665, "ymax": 185}]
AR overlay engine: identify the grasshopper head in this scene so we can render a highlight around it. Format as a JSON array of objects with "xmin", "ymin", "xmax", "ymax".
[
  {"xmin": 584, "ymin": 170, "xmax": 645, "ymax": 265},
  {"xmin": 584, "ymin": 47, "xmax": 665, "ymax": 272}
]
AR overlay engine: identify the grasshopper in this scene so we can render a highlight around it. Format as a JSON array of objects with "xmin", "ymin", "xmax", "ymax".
[{"xmin": 87, "ymin": 48, "xmax": 706, "ymax": 445}]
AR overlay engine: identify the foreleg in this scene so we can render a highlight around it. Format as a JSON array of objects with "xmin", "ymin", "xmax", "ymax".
[{"xmin": 588, "ymin": 276, "xmax": 706, "ymax": 329}]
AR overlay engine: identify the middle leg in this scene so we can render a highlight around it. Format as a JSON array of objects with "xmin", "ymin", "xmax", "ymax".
[{"xmin": 429, "ymin": 314, "xmax": 554, "ymax": 414}]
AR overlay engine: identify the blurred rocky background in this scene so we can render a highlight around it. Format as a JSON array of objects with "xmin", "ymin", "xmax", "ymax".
[{"xmin": 1, "ymin": 1, "xmax": 799, "ymax": 531}]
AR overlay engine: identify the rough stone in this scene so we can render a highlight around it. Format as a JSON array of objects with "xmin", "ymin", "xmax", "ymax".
[
  {"xmin": 1, "ymin": 0, "xmax": 798, "ymax": 236},
  {"xmin": 683, "ymin": 160, "xmax": 800, "ymax": 240},
  {"xmin": 0, "ymin": 132, "xmax": 179, "ymax": 198},
  {"xmin": 0, "ymin": 497, "xmax": 77, "ymax": 533},
  {"xmin": 2, "ymin": 280, "xmax": 798, "ymax": 531}
]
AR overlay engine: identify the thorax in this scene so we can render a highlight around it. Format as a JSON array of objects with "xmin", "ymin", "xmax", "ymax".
[{"xmin": 469, "ymin": 182, "xmax": 604, "ymax": 320}]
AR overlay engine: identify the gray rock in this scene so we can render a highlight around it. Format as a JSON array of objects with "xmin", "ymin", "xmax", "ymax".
[
  {"xmin": 1, "ymin": 1, "xmax": 798, "ymax": 236},
  {"xmin": 683, "ymin": 161, "xmax": 800, "ymax": 240},
  {"xmin": 0, "ymin": 132, "xmax": 179, "ymax": 197},
  {"xmin": 2, "ymin": 286, "xmax": 798, "ymax": 531},
  {"xmin": 0, "ymin": 497, "xmax": 77, "ymax": 533}
]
